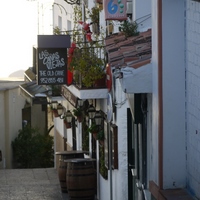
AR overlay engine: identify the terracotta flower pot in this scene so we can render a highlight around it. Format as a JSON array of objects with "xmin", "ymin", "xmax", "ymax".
[
  {"xmin": 94, "ymin": 74, "xmax": 106, "ymax": 88},
  {"xmin": 52, "ymin": 110, "xmax": 59, "ymax": 118},
  {"xmin": 92, "ymin": 133, "xmax": 98, "ymax": 140},
  {"xmin": 64, "ymin": 120, "xmax": 71, "ymax": 129},
  {"xmin": 99, "ymin": 140, "xmax": 104, "ymax": 146},
  {"xmin": 77, "ymin": 116, "xmax": 83, "ymax": 123}
]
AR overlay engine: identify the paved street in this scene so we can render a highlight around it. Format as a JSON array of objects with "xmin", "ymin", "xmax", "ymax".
[{"xmin": 0, "ymin": 168, "xmax": 69, "ymax": 200}]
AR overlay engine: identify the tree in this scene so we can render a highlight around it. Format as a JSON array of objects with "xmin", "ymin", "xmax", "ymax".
[{"xmin": 12, "ymin": 126, "xmax": 54, "ymax": 168}]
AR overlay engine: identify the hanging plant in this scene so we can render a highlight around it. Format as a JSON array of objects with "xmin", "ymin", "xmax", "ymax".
[
  {"xmin": 119, "ymin": 20, "xmax": 139, "ymax": 38},
  {"xmin": 97, "ymin": 129, "xmax": 104, "ymax": 140},
  {"xmin": 73, "ymin": 107, "xmax": 83, "ymax": 117},
  {"xmin": 73, "ymin": 107, "xmax": 83, "ymax": 122},
  {"xmin": 87, "ymin": 123, "xmax": 99, "ymax": 134},
  {"xmin": 89, "ymin": 7, "xmax": 100, "ymax": 24},
  {"xmin": 89, "ymin": 6, "xmax": 100, "ymax": 35}
]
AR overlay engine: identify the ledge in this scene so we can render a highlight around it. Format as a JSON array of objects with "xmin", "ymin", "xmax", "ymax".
[
  {"xmin": 65, "ymin": 84, "xmax": 108, "ymax": 99},
  {"xmin": 149, "ymin": 181, "xmax": 194, "ymax": 200}
]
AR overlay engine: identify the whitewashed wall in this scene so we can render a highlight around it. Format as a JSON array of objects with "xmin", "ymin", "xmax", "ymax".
[
  {"xmin": 151, "ymin": 0, "xmax": 186, "ymax": 189},
  {"xmin": 99, "ymin": 79, "xmax": 129, "ymax": 200},
  {"xmin": 0, "ymin": 87, "xmax": 25, "ymax": 169}
]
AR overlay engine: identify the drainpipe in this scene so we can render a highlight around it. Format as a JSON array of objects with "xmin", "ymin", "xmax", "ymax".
[{"xmin": 158, "ymin": 0, "xmax": 163, "ymax": 190}]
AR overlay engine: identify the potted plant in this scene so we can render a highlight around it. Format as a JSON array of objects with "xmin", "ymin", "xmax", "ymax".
[
  {"xmin": 119, "ymin": 20, "xmax": 139, "ymax": 38},
  {"xmin": 87, "ymin": 123, "xmax": 99, "ymax": 139},
  {"xmin": 50, "ymin": 105, "xmax": 59, "ymax": 117},
  {"xmin": 63, "ymin": 119, "xmax": 72, "ymax": 129},
  {"xmin": 88, "ymin": 123, "xmax": 98, "ymax": 133},
  {"xmin": 73, "ymin": 107, "xmax": 83, "ymax": 122},
  {"xmin": 89, "ymin": 7, "xmax": 100, "ymax": 34},
  {"xmin": 69, "ymin": 47, "xmax": 106, "ymax": 88},
  {"xmin": 97, "ymin": 129, "xmax": 104, "ymax": 146}
]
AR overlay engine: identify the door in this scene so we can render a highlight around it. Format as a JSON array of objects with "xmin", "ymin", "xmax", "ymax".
[
  {"xmin": 72, "ymin": 117, "xmax": 77, "ymax": 150},
  {"xmin": 127, "ymin": 94, "xmax": 148, "ymax": 200}
]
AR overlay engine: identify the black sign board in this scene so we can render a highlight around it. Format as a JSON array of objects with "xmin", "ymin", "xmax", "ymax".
[{"xmin": 37, "ymin": 48, "xmax": 67, "ymax": 85}]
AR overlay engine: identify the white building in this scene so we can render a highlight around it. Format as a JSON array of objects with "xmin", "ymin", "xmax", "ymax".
[{"xmin": 0, "ymin": 78, "xmax": 25, "ymax": 169}]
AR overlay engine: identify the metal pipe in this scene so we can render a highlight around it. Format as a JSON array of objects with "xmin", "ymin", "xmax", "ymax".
[{"xmin": 108, "ymin": 122, "xmax": 113, "ymax": 200}]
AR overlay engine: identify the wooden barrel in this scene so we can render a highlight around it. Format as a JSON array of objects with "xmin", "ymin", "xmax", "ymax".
[
  {"xmin": 65, "ymin": 158, "xmax": 96, "ymax": 200},
  {"xmin": 55, "ymin": 151, "xmax": 87, "ymax": 193}
]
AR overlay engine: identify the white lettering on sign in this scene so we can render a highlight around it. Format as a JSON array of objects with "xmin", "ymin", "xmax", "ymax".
[{"xmin": 39, "ymin": 50, "xmax": 65, "ymax": 70}]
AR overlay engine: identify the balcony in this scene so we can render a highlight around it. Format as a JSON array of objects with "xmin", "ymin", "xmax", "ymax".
[{"xmin": 65, "ymin": 43, "xmax": 108, "ymax": 100}]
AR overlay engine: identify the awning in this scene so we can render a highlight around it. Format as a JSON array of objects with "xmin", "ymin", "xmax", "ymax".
[
  {"xmin": 19, "ymin": 81, "xmax": 49, "ymax": 104},
  {"xmin": 119, "ymin": 63, "xmax": 152, "ymax": 93}
]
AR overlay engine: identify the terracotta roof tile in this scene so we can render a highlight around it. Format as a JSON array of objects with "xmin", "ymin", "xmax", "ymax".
[{"xmin": 105, "ymin": 29, "xmax": 152, "ymax": 69}]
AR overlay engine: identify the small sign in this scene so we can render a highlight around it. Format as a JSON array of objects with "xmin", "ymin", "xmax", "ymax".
[
  {"xmin": 37, "ymin": 35, "xmax": 71, "ymax": 48},
  {"xmin": 104, "ymin": 0, "xmax": 127, "ymax": 21},
  {"xmin": 107, "ymin": 93, "xmax": 113, "ymax": 122},
  {"xmin": 61, "ymin": 86, "xmax": 78, "ymax": 107},
  {"xmin": 37, "ymin": 48, "xmax": 67, "ymax": 85}
]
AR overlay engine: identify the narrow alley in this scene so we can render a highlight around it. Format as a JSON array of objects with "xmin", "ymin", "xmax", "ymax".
[{"xmin": 0, "ymin": 168, "xmax": 69, "ymax": 200}]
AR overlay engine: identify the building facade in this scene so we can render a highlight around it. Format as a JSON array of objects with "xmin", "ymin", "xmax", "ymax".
[{"xmin": 0, "ymin": 79, "xmax": 25, "ymax": 169}]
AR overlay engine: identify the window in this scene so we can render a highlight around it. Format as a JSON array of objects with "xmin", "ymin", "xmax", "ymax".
[{"xmin": 58, "ymin": 16, "xmax": 62, "ymax": 31}]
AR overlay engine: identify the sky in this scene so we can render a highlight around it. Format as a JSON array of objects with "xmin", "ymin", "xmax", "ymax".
[{"xmin": 0, "ymin": 0, "xmax": 38, "ymax": 78}]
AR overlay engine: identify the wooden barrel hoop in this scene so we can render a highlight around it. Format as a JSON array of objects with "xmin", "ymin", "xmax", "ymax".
[{"xmin": 66, "ymin": 158, "xmax": 96, "ymax": 200}]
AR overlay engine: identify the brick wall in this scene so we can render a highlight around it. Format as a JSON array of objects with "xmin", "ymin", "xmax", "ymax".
[{"xmin": 186, "ymin": 0, "xmax": 200, "ymax": 198}]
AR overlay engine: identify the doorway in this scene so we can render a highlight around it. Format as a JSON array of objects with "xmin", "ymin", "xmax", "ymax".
[{"xmin": 127, "ymin": 94, "xmax": 148, "ymax": 200}]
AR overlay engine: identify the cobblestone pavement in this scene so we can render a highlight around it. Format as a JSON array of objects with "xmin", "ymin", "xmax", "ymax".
[{"xmin": 0, "ymin": 168, "xmax": 69, "ymax": 200}]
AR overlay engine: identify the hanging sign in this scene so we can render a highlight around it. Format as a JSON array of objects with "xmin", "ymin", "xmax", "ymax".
[
  {"xmin": 106, "ymin": 63, "xmax": 112, "ymax": 92},
  {"xmin": 37, "ymin": 35, "xmax": 71, "ymax": 85},
  {"xmin": 37, "ymin": 48, "xmax": 67, "ymax": 85},
  {"xmin": 104, "ymin": 0, "xmax": 127, "ymax": 21},
  {"xmin": 61, "ymin": 86, "xmax": 78, "ymax": 107},
  {"xmin": 107, "ymin": 93, "xmax": 113, "ymax": 123}
]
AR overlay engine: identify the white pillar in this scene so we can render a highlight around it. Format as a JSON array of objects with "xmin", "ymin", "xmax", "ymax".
[
  {"xmin": 96, "ymin": 140, "xmax": 100, "ymax": 199},
  {"xmin": 89, "ymin": 119, "xmax": 92, "ymax": 157},
  {"xmin": 77, "ymin": 122, "xmax": 82, "ymax": 150}
]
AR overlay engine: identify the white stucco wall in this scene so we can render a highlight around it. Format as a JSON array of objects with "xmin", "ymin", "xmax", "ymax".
[
  {"xmin": 186, "ymin": 0, "xmax": 200, "ymax": 198},
  {"xmin": 162, "ymin": 0, "xmax": 186, "ymax": 189},
  {"xmin": 0, "ymin": 87, "xmax": 25, "ymax": 169},
  {"xmin": 151, "ymin": 0, "xmax": 186, "ymax": 189},
  {"xmin": 99, "ymin": 79, "xmax": 129, "ymax": 200},
  {"xmin": 151, "ymin": 0, "xmax": 159, "ymax": 186}
]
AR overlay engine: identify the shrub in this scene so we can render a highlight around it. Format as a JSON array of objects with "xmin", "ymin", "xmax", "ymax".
[{"xmin": 12, "ymin": 126, "xmax": 54, "ymax": 168}]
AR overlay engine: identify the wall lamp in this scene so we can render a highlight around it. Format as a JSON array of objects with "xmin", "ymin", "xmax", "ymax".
[
  {"xmin": 63, "ymin": 110, "xmax": 73, "ymax": 128},
  {"xmin": 77, "ymin": 99, "xmax": 85, "ymax": 107},
  {"xmin": 94, "ymin": 110, "xmax": 103, "ymax": 126},
  {"xmin": 64, "ymin": 110, "xmax": 73, "ymax": 123},
  {"xmin": 87, "ymin": 104, "xmax": 96, "ymax": 119},
  {"xmin": 51, "ymin": 101, "xmax": 58, "ymax": 109},
  {"xmin": 64, "ymin": 0, "xmax": 80, "ymax": 5},
  {"xmin": 57, "ymin": 103, "xmax": 64, "ymax": 116}
]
